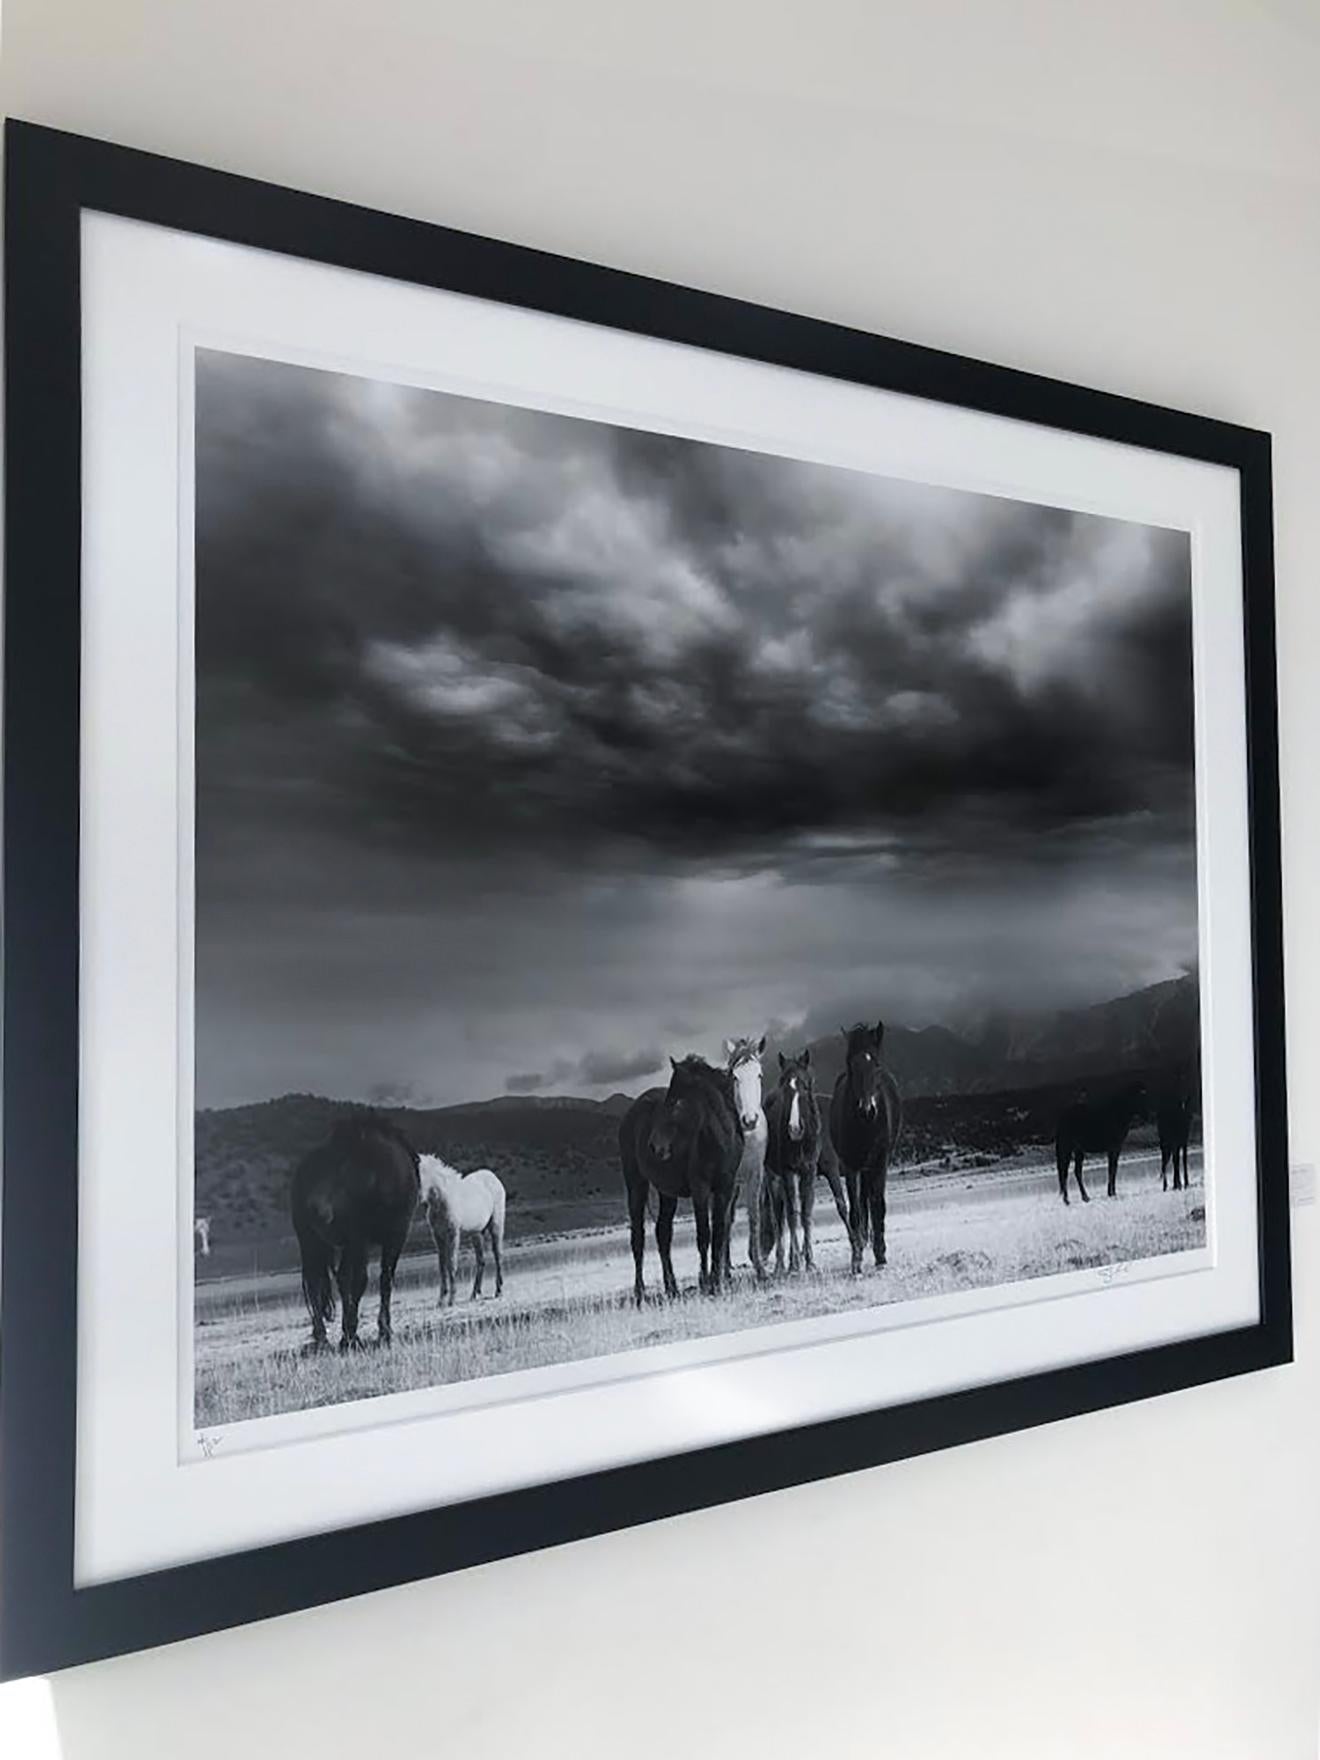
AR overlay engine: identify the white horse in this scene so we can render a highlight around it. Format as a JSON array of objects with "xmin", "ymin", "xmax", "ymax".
[
  {"xmin": 418, "ymin": 1155, "xmax": 506, "ymax": 1305},
  {"xmin": 193, "ymin": 1216, "xmax": 212, "ymax": 1258},
  {"xmin": 723, "ymin": 1035, "xmax": 768, "ymax": 1280}
]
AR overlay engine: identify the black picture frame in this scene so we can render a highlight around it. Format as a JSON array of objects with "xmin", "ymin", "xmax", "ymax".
[{"xmin": 0, "ymin": 118, "xmax": 1291, "ymax": 1681}]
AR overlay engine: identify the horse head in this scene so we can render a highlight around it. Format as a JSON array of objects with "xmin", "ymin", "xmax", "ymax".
[
  {"xmin": 724, "ymin": 1034, "xmax": 766, "ymax": 1132},
  {"xmin": 648, "ymin": 1057, "xmax": 699, "ymax": 1162},
  {"xmin": 843, "ymin": 1021, "xmax": 886, "ymax": 1119},
  {"xmin": 776, "ymin": 1047, "xmax": 813, "ymax": 1141}
]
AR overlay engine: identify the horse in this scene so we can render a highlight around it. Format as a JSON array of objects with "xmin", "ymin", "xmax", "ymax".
[
  {"xmin": 289, "ymin": 1111, "xmax": 420, "ymax": 1350},
  {"xmin": 1157, "ymin": 1068, "xmax": 1196, "ymax": 1191},
  {"xmin": 419, "ymin": 1155, "xmax": 507, "ymax": 1304},
  {"xmin": 829, "ymin": 1022, "xmax": 903, "ymax": 1273},
  {"xmin": 723, "ymin": 1035, "xmax": 767, "ymax": 1279},
  {"xmin": 619, "ymin": 1054, "xmax": 743, "ymax": 1303},
  {"xmin": 762, "ymin": 1048, "xmax": 850, "ymax": 1273},
  {"xmin": 1054, "ymin": 1081, "xmax": 1148, "ymax": 1204},
  {"xmin": 193, "ymin": 1215, "xmax": 211, "ymax": 1258}
]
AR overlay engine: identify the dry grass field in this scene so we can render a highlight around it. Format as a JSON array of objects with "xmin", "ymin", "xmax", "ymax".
[{"xmin": 194, "ymin": 1149, "xmax": 1205, "ymax": 1430}]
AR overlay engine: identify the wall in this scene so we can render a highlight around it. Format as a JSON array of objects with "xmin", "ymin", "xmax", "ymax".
[{"xmin": 3, "ymin": 3, "xmax": 1320, "ymax": 1754}]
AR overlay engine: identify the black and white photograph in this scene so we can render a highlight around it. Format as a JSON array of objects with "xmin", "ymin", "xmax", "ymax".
[{"xmin": 192, "ymin": 347, "xmax": 1208, "ymax": 1428}]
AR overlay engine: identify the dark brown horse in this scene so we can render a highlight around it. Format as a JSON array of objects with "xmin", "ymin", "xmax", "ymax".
[
  {"xmin": 829, "ymin": 1023, "xmax": 903, "ymax": 1273},
  {"xmin": 1055, "ymin": 1081, "xmax": 1148, "ymax": 1204},
  {"xmin": 763, "ymin": 1048, "xmax": 849, "ymax": 1272},
  {"xmin": 1158, "ymin": 1066, "xmax": 1196, "ymax": 1191},
  {"xmin": 290, "ymin": 1112, "xmax": 420, "ymax": 1350},
  {"xmin": 619, "ymin": 1055, "xmax": 743, "ymax": 1303}
]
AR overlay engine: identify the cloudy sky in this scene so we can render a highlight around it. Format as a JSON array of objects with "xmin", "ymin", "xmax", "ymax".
[{"xmin": 193, "ymin": 349, "xmax": 1198, "ymax": 1109}]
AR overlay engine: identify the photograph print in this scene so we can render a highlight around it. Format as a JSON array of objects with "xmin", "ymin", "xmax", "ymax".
[{"xmin": 192, "ymin": 346, "xmax": 1206, "ymax": 1432}]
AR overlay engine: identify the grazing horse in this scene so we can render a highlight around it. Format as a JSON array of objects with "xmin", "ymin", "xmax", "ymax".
[
  {"xmin": 1055, "ymin": 1081, "xmax": 1148, "ymax": 1204},
  {"xmin": 721, "ymin": 1036, "xmax": 767, "ymax": 1279},
  {"xmin": 290, "ymin": 1112, "xmax": 420, "ymax": 1350},
  {"xmin": 619, "ymin": 1055, "xmax": 743, "ymax": 1302},
  {"xmin": 419, "ymin": 1156, "xmax": 507, "ymax": 1304},
  {"xmin": 829, "ymin": 1022, "xmax": 903, "ymax": 1273},
  {"xmin": 1158, "ymin": 1069, "xmax": 1196, "ymax": 1191},
  {"xmin": 763, "ymin": 1049, "xmax": 850, "ymax": 1273},
  {"xmin": 193, "ymin": 1215, "xmax": 212, "ymax": 1258}
]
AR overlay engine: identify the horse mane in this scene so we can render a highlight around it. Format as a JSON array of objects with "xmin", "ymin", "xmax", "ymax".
[
  {"xmin": 672, "ymin": 1054, "xmax": 736, "ymax": 1107},
  {"xmin": 330, "ymin": 1109, "xmax": 419, "ymax": 1162},
  {"xmin": 418, "ymin": 1153, "xmax": 463, "ymax": 1199}
]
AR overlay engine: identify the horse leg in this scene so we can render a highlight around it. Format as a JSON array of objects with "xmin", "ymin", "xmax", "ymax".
[
  {"xmin": 470, "ymin": 1229, "xmax": 485, "ymax": 1299},
  {"xmin": 799, "ymin": 1171, "xmax": 815, "ymax": 1270},
  {"xmin": 445, "ymin": 1230, "xmax": 460, "ymax": 1307},
  {"xmin": 377, "ymin": 1227, "xmax": 406, "ymax": 1345},
  {"xmin": 845, "ymin": 1170, "xmax": 865, "ymax": 1275},
  {"xmin": 1074, "ymin": 1150, "xmax": 1090, "ymax": 1204},
  {"xmin": 1161, "ymin": 1144, "xmax": 1170, "ymax": 1191},
  {"xmin": 1057, "ymin": 1141, "xmax": 1071, "ymax": 1205},
  {"xmin": 869, "ymin": 1165, "xmax": 888, "ymax": 1269},
  {"xmin": 336, "ymin": 1243, "xmax": 368, "ymax": 1350},
  {"xmin": 1107, "ymin": 1147, "xmax": 1119, "ymax": 1199},
  {"xmin": 783, "ymin": 1169, "xmax": 802, "ymax": 1273},
  {"xmin": 297, "ymin": 1227, "xmax": 332, "ymax": 1349},
  {"xmin": 628, "ymin": 1179, "xmax": 649, "ymax": 1306},
  {"xmin": 772, "ymin": 1181, "xmax": 786, "ymax": 1274},
  {"xmin": 693, "ymin": 1193, "xmax": 713, "ymax": 1294},
  {"xmin": 709, "ymin": 1188, "xmax": 729, "ymax": 1295},
  {"xmin": 440, "ymin": 1224, "xmax": 454, "ymax": 1309},
  {"xmin": 489, "ymin": 1220, "xmax": 504, "ymax": 1296},
  {"xmin": 655, "ymin": 1191, "xmax": 680, "ymax": 1297},
  {"xmin": 746, "ymin": 1161, "xmax": 768, "ymax": 1284}
]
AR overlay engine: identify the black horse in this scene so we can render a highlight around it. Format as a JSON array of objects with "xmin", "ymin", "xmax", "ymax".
[
  {"xmin": 829, "ymin": 1023, "xmax": 903, "ymax": 1273},
  {"xmin": 763, "ymin": 1049, "xmax": 849, "ymax": 1272},
  {"xmin": 1158, "ymin": 1067, "xmax": 1196, "ymax": 1191},
  {"xmin": 1054, "ymin": 1081, "xmax": 1147, "ymax": 1204},
  {"xmin": 619, "ymin": 1055, "xmax": 743, "ymax": 1303},
  {"xmin": 290, "ymin": 1112, "xmax": 420, "ymax": 1350}
]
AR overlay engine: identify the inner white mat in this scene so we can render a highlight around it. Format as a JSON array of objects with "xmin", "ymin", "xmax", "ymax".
[{"xmin": 76, "ymin": 211, "xmax": 1259, "ymax": 1586}]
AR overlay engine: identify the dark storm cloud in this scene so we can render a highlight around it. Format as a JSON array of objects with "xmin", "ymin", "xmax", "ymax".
[
  {"xmin": 504, "ymin": 1071, "xmax": 546, "ymax": 1094},
  {"xmin": 505, "ymin": 1046, "xmax": 663, "ymax": 1093},
  {"xmin": 194, "ymin": 350, "xmax": 1199, "ymax": 1105},
  {"xmin": 195, "ymin": 349, "xmax": 1193, "ymax": 897},
  {"xmin": 577, "ymin": 1046, "xmax": 666, "ymax": 1086}
]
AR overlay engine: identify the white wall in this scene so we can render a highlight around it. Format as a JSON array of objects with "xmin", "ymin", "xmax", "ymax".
[{"xmin": 4, "ymin": 3, "xmax": 1320, "ymax": 1754}]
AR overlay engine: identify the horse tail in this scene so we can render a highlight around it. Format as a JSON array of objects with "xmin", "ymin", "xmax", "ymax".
[
  {"xmin": 300, "ymin": 1252, "xmax": 335, "ymax": 1324},
  {"xmin": 883, "ymin": 1070, "xmax": 904, "ymax": 1159}
]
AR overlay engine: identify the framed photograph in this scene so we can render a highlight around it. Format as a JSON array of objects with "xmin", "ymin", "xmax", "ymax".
[{"xmin": 1, "ymin": 119, "xmax": 1290, "ymax": 1677}]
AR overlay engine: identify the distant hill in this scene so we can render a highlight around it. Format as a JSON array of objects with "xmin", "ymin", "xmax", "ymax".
[{"xmin": 194, "ymin": 976, "xmax": 1198, "ymax": 1266}]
